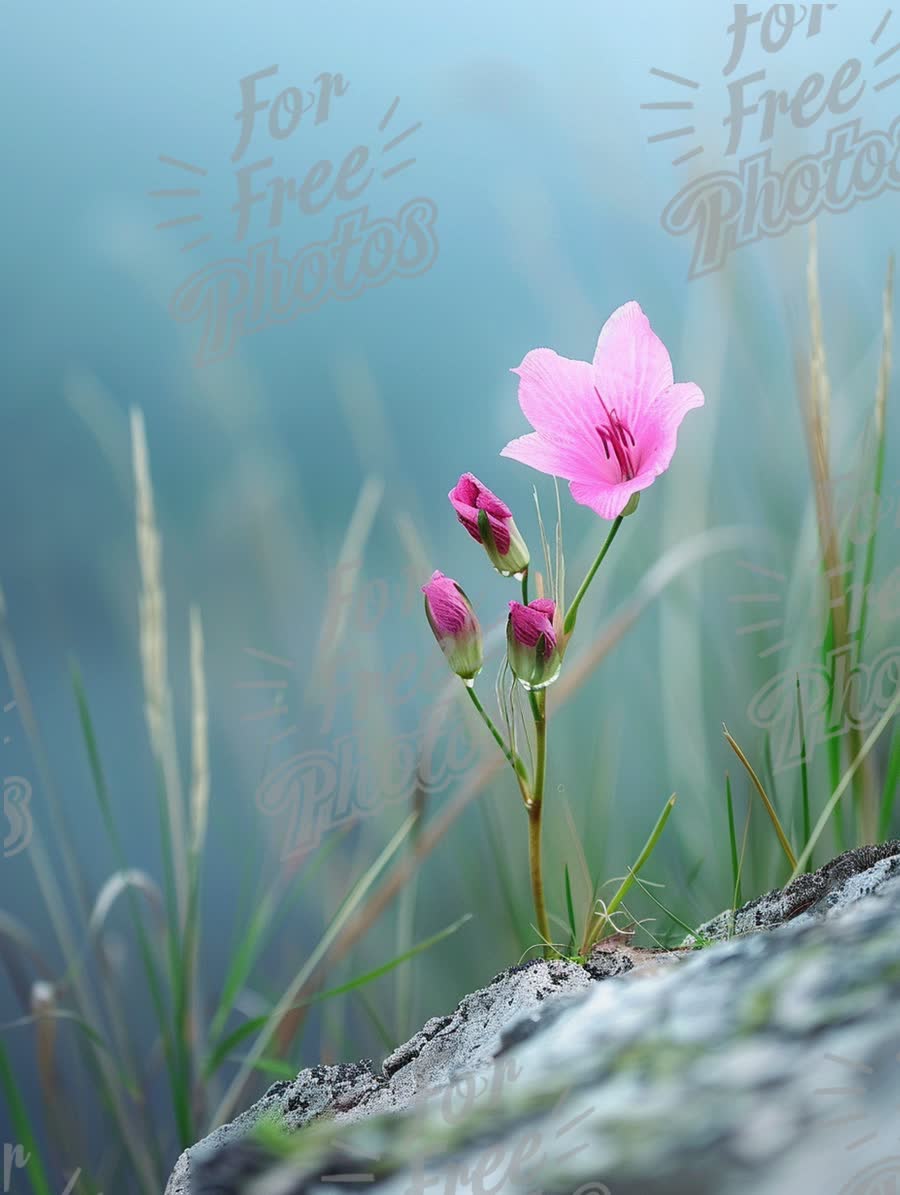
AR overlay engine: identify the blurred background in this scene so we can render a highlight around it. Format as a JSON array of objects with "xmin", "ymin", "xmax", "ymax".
[{"xmin": 1, "ymin": 0, "xmax": 899, "ymax": 1189}]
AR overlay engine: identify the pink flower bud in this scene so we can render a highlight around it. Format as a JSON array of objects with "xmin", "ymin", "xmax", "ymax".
[
  {"xmin": 507, "ymin": 599, "xmax": 561, "ymax": 691},
  {"xmin": 449, "ymin": 473, "xmax": 530, "ymax": 577},
  {"xmin": 422, "ymin": 570, "xmax": 483, "ymax": 681}
]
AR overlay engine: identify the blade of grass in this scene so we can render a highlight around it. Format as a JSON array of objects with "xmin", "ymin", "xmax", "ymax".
[
  {"xmin": 356, "ymin": 990, "xmax": 395, "ymax": 1054},
  {"xmin": 0, "ymin": 588, "xmax": 132, "ymax": 1180},
  {"xmin": 305, "ymin": 476, "xmax": 384, "ymax": 703},
  {"xmin": 2, "ymin": 1008, "xmax": 116, "ymax": 1056},
  {"xmin": 631, "ymin": 876, "xmax": 714, "ymax": 948},
  {"xmin": 796, "ymin": 676, "xmax": 812, "ymax": 858},
  {"xmin": 0, "ymin": 1040, "xmax": 52, "ymax": 1195},
  {"xmin": 791, "ymin": 684, "xmax": 900, "ymax": 879},
  {"xmin": 150, "ymin": 751, "xmax": 193, "ymax": 1146},
  {"xmin": 825, "ymin": 626, "xmax": 846, "ymax": 850},
  {"xmin": 802, "ymin": 229, "xmax": 876, "ymax": 842},
  {"xmin": 735, "ymin": 801, "xmax": 752, "ymax": 913},
  {"xmin": 725, "ymin": 773, "xmax": 742, "ymax": 909},
  {"xmin": 557, "ymin": 791, "xmax": 594, "ymax": 928},
  {"xmin": 723, "ymin": 727, "xmax": 797, "ymax": 871},
  {"xmin": 581, "ymin": 795, "xmax": 677, "ymax": 955},
  {"xmin": 0, "ymin": 589, "xmax": 91, "ymax": 927},
  {"xmin": 209, "ymin": 813, "xmax": 418, "ymax": 1129},
  {"xmin": 88, "ymin": 870, "xmax": 164, "ymax": 1114},
  {"xmin": 476, "ymin": 795, "xmax": 522, "ymax": 949},
  {"xmin": 301, "ymin": 914, "xmax": 472, "ymax": 1006},
  {"xmin": 0, "ymin": 912, "xmax": 53, "ymax": 1011},
  {"xmin": 856, "ymin": 255, "xmax": 894, "ymax": 654},
  {"xmin": 878, "ymin": 720, "xmax": 900, "ymax": 839},
  {"xmin": 393, "ymin": 822, "xmax": 420, "ymax": 1045},
  {"xmin": 17, "ymin": 827, "xmax": 160, "ymax": 1190},
  {"xmin": 554, "ymin": 477, "xmax": 565, "ymax": 614},
  {"xmin": 563, "ymin": 865, "xmax": 577, "ymax": 953},
  {"xmin": 208, "ymin": 828, "xmax": 350, "ymax": 1048},
  {"xmin": 205, "ymin": 913, "xmax": 470, "ymax": 1079},
  {"xmin": 70, "ymin": 659, "xmax": 191, "ymax": 1156},
  {"xmin": 232, "ymin": 1055, "xmax": 298, "ymax": 1080}
]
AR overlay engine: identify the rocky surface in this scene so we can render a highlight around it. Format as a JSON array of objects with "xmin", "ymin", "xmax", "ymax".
[
  {"xmin": 168, "ymin": 842, "xmax": 900, "ymax": 1195},
  {"xmin": 688, "ymin": 839, "xmax": 900, "ymax": 943},
  {"xmin": 167, "ymin": 957, "xmax": 597, "ymax": 1195}
]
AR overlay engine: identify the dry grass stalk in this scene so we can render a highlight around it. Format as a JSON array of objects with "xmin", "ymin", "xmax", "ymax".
[{"xmin": 131, "ymin": 408, "xmax": 189, "ymax": 923}]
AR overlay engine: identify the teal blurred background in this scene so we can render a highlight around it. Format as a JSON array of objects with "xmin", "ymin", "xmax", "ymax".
[{"xmin": 1, "ymin": 0, "xmax": 899, "ymax": 1186}]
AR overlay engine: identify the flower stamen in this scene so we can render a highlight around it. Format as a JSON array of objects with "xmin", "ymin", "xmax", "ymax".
[{"xmin": 595, "ymin": 387, "xmax": 636, "ymax": 481}]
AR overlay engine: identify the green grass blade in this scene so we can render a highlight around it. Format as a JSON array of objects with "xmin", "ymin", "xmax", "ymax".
[
  {"xmin": 564, "ymin": 865, "xmax": 577, "ymax": 953},
  {"xmin": 857, "ymin": 255, "xmax": 894, "ymax": 654},
  {"xmin": 725, "ymin": 773, "xmax": 742, "ymax": 910},
  {"xmin": 630, "ymin": 876, "xmax": 714, "ymax": 948},
  {"xmin": 735, "ymin": 803, "xmax": 752, "ymax": 914},
  {"xmin": 209, "ymin": 813, "xmax": 419, "ymax": 1129},
  {"xmin": 152, "ymin": 762, "xmax": 193, "ymax": 1146},
  {"xmin": 204, "ymin": 1017, "xmax": 270, "ymax": 1079},
  {"xmin": 878, "ymin": 720, "xmax": 900, "ymax": 839},
  {"xmin": 206, "ymin": 914, "xmax": 471, "ymax": 1079},
  {"xmin": 791, "ymin": 684, "xmax": 900, "ymax": 879},
  {"xmin": 723, "ymin": 727, "xmax": 797, "ymax": 871},
  {"xmin": 0, "ymin": 1041, "xmax": 53, "ymax": 1195},
  {"xmin": 581, "ymin": 794, "xmax": 677, "ymax": 954},
  {"xmin": 796, "ymin": 676, "xmax": 812, "ymax": 860},
  {"xmin": 476, "ymin": 798, "xmax": 521, "ymax": 948},
  {"xmin": 209, "ymin": 829, "xmax": 349, "ymax": 1047},
  {"xmin": 303, "ymin": 913, "xmax": 473, "ymax": 1005},
  {"xmin": 356, "ymin": 991, "xmax": 396, "ymax": 1053},
  {"xmin": 70, "ymin": 659, "xmax": 192, "ymax": 1150},
  {"xmin": 231, "ymin": 1055, "xmax": 298, "ymax": 1080},
  {"xmin": 3, "ymin": 1008, "xmax": 115, "ymax": 1057},
  {"xmin": 822, "ymin": 622, "xmax": 846, "ymax": 850}
]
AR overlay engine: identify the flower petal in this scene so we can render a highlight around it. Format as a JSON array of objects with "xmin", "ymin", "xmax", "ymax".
[
  {"xmin": 592, "ymin": 302, "xmax": 674, "ymax": 427},
  {"xmin": 450, "ymin": 473, "xmax": 512, "ymax": 520},
  {"xmin": 529, "ymin": 598, "xmax": 557, "ymax": 618},
  {"xmin": 449, "ymin": 499, "xmax": 485, "ymax": 545},
  {"xmin": 511, "ymin": 351, "xmax": 612, "ymax": 482},
  {"xmin": 568, "ymin": 471, "xmax": 655, "ymax": 520},
  {"xmin": 508, "ymin": 600, "xmax": 557, "ymax": 651},
  {"xmin": 423, "ymin": 572, "xmax": 475, "ymax": 636},
  {"xmin": 500, "ymin": 433, "xmax": 581, "ymax": 479},
  {"xmin": 634, "ymin": 382, "xmax": 705, "ymax": 478},
  {"xmin": 645, "ymin": 382, "xmax": 705, "ymax": 433}
]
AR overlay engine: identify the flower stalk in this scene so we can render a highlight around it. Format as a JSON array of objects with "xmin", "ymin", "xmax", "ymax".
[
  {"xmin": 527, "ymin": 689, "xmax": 551, "ymax": 950},
  {"xmin": 563, "ymin": 516, "xmax": 625, "ymax": 636},
  {"xmin": 465, "ymin": 685, "xmax": 529, "ymax": 786}
]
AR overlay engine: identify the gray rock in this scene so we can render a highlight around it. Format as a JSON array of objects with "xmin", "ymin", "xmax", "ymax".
[
  {"xmin": 170, "ymin": 842, "xmax": 900, "ymax": 1195},
  {"xmin": 687, "ymin": 839, "xmax": 900, "ymax": 943},
  {"xmin": 167, "ymin": 958, "xmax": 594, "ymax": 1194}
]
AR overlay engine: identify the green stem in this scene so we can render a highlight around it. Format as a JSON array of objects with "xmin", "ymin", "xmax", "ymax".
[
  {"xmin": 528, "ymin": 690, "xmax": 552, "ymax": 953},
  {"xmin": 465, "ymin": 685, "xmax": 529, "ymax": 786},
  {"xmin": 563, "ymin": 517, "xmax": 624, "ymax": 636},
  {"xmin": 520, "ymin": 570, "xmax": 530, "ymax": 606}
]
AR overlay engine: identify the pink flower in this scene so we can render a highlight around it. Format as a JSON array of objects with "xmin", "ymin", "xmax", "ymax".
[
  {"xmin": 502, "ymin": 302, "xmax": 704, "ymax": 520},
  {"xmin": 449, "ymin": 473, "xmax": 530, "ymax": 576},
  {"xmin": 422, "ymin": 570, "xmax": 483, "ymax": 680},
  {"xmin": 507, "ymin": 598, "xmax": 561, "ymax": 690}
]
